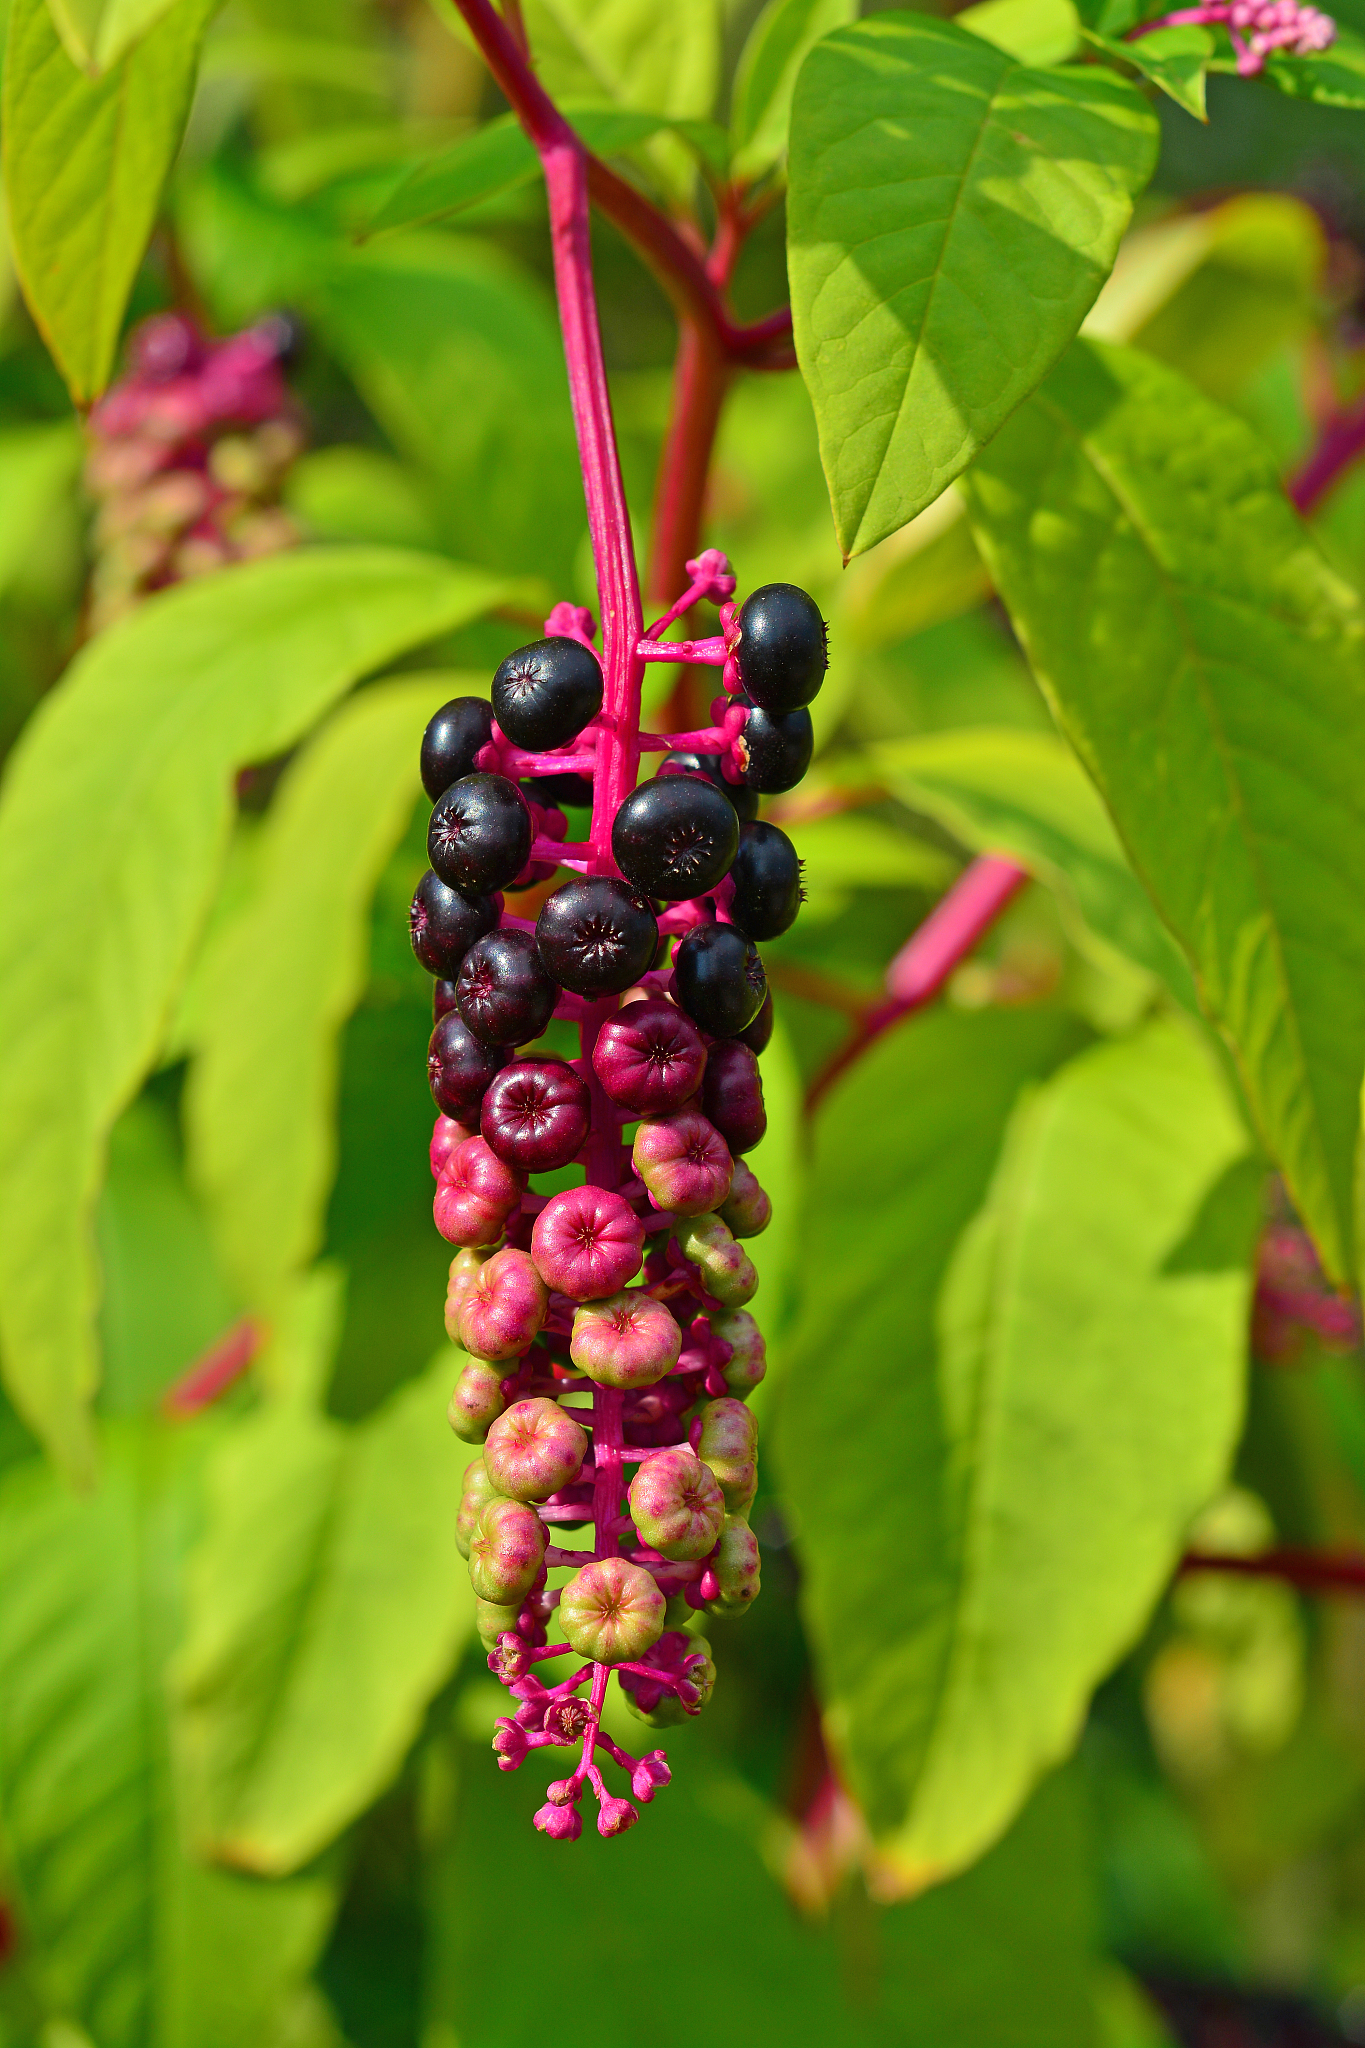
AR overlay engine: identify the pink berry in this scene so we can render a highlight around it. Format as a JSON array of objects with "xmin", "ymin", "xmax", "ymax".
[
  {"xmin": 591, "ymin": 998, "xmax": 707, "ymax": 1114},
  {"xmin": 433, "ymin": 1136, "xmax": 526, "ymax": 1247},
  {"xmin": 531, "ymin": 1185, "xmax": 645, "ymax": 1301},
  {"xmin": 483, "ymin": 1396, "xmax": 588, "ymax": 1501},
  {"xmin": 456, "ymin": 1246, "xmax": 549, "ymax": 1360},
  {"xmin": 570, "ymin": 1289, "xmax": 682, "ymax": 1388},
  {"xmin": 443, "ymin": 1246, "xmax": 493, "ymax": 1341},
  {"xmin": 557, "ymin": 1556, "xmax": 666, "ymax": 1662},
  {"xmin": 633, "ymin": 1110, "xmax": 733, "ymax": 1217},
  {"xmin": 629, "ymin": 1447, "xmax": 725, "ymax": 1560},
  {"xmin": 468, "ymin": 1496, "xmax": 547, "ymax": 1604},
  {"xmin": 430, "ymin": 1113, "xmax": 475, "ymax": 1179}
]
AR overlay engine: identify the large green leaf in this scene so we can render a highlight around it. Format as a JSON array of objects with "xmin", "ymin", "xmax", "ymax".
[
  {"xmin": 0, "ymin": 548, "xmax": 512, "ymax": 1482},
  {"xmin": 0, "ymin": 1428, "xmax": 337, "ymax": 2047},
  {"xmin": 960, "ymin": 339, "xmax": 1365, "ymax": 1284},
  {"xmin": 44, "ymin": 0, "xmax": 180, "ymax": 71},
  {"xmin": 729, "ymin": 0, "xmax": 856, "ymax": 182},
  {"xmin": 174, "ymin": 1354, "xmax": 472, "ymax": 1875},
  {"xmin": 2, "ymin": 0, "xmax": 216, "ymax": 403},
  {"xmin": 786, "ymin": 13, "xmax": 1158, "ymax": 559},
  {"xmin": 520, "ymin": 0, "xmax": 720, "ymax": 119},
  {"xmin": 0, "ymin": 421, "xmax": 82, "ymax": 596},
  {"xmin": 869, "ymin": 727, "xmax": 1196, "ymax": 1002},
  {"xmin": 779, "ymin": 1012, "xmax": 1253, "ymax": 1890},
  {"xmin": 1265, "ymin": 25, "xmax": 1365, "ymax": 105},
  {"xmin": 183, "ymin": 676, "xmax": 455, "ymax": 1308}
]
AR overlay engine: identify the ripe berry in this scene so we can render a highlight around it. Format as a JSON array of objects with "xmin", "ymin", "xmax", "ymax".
[
  {"xmin": 421, "ymin": 696, "xmax": 495, "ymax": 801},
  {"xmin": 558, "ymin": 1557, "xmax": 666, "ymax": 1663},
  {"xmin": 633, "ymin": 1110, "xmax": 734, "ymax": 1216},
  {"xmin": 484, "ymin": 1396, "xmax": 588, "ymax": 1501},
  {"xmin": 536, "ymin": 878, "xmax": 658, "ymax": 997},
  {"xmin": 480, "ymin": 1059, "xmax": 590, "ymax": 1172},
  {"xmin": 659, "ymin": 751, "xmax": 758, "ymax": 824},
  {"xmin": 700, "ymin": 1040, "xmax": 766, "ymax": 1155},
  {"xmin": 455, "ymin": 929, "xmax": 558, "ymax": 1047},
  {"xmin": 492, "ymin": 636, "xmax": 604, "ymax": 749},
  {"xmin": 611, "ymin": 777, "xmax": 739, "ymax": 901},
  {"xmin": 429, "ymin": 774, "xmax": 533, "ymax": 894},
  {"xmin": 738, "ymin": 987, "xmax": 774, "ymax": 1055},
  {"xmin": 570, "ymin": 1289, "xmax": 682, "ymax": 1388},
  {"xmin": 533, "ymin": 769, "xmax": 595, "ymax": 809},
  {"xmin": 409, "ymin": 868, "xmax": 500, "ymax": 977},
  {"xmin": 673, "ymin": 924, "xmax": 766, "ymax": 1037},
  {"xmin": 732, "ymin": 703, "xmax": 813, "ymax": 794},
  {"xmin": 530, "ymin": 1185, "xmax": 645, "ymax": 1300},
  {"xmin": 428, "ymin": 1012, "xmax": 510, "ymax": 1120},
  {"xmin": 591, "ymin": 998, "xmax": 706, "ymax": 1115},
  {"xmin": 732, "ymin": 583, "xmax": 827, "ymax": 712},
  {"xmin": 728, "ymin": 821, "xmax": 802, "ymax": 941},
  {"xmin": 434, "ymin": 979, "xmax": 459, "ymax": 1022}
]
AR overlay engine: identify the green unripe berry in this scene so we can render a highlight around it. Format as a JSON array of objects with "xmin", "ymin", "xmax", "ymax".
[
  {"xmin": 720, "ymin": 1160, "xmax": 771, "ymax": 1239},
  {"xmin": 474, "ymin": 1595, "xmax": 522, "ymax": 1650},
  {"xmin": 456, "ymin": 1455, "xmax": 501, "ymax": 1558},
  {"xmin": 623, "ymin": 1636, "xmax": 717, "ymax": 1727},
  {"xmin": 468, "ymin": 1496, "xmax": 547, "ymax": 1604},
  {"xmin": 709, "ymin": 1309, "xmax": 766, "ymax": 1398},
  {"xmin": 695, "ymin": 1397, "xmax": 758, "ymax": 1513},
  {"xmin": 628, "ymin": 1447, "xmax": 725, "ymax": 1560},
  {"xmin": 447, "ymin": 1358, "xmax": 506, "ymax": 1443},
  {"xmin": 483, "ymin": 1395, "xmax": 589, "ymax": 1501},
  {"xmin": 558, "ymin": 1556, "xmax": 666, "ymax": 1663},
  {"xmin": 673, "ymin": 1213, "xmax": 758, "ymax": 1307},
  {"xmin": 705, "ymin": 1517, "xmax": 761, "ymax": 1615}
]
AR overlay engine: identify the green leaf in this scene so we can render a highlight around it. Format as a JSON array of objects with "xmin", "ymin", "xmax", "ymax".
[
  {"xmin": 786, "ymin": 14, "xmax": 1158, "ymax": 559},
  {"xmin": 780, "ymin": 1013, "xmax": 1252, "ymax": 1890},
  {"xmin": 1265, "ymin": 25, "xmax": 1365, "ymax": 105},
  {"xmin": 786, "ymin": 809, "xmax": 958, "ymax": 893},
  {"xmin": 869, "ymin": 727, "xmax": 1196, "ymax": 1001},
  {"xmin": 1082, "ymin": 24, "xmax": 1213, "ymax": 120},
  {"xmin": 520, "ymin": 0, "xmax": 720, "ymax": 120},
  {"xmin": 184, "ymin": 676, "xmax": 453, "ymax": 1308},
  {"xmin": 958, "ymin": 0, "xmax": 1080, "ymax": 68},
  {"xmin": 3, "ymin": 0, "xmax": 216, "ymax": 403},
  {"xmin": 0, "ymin": 547, "xmax": 513, "ymax": 1482},
  {"xmin": 0, "ymin": 1427, "xmax": 337, "ymax": 2046},
  {"xmin": 960, "ymin": 339, "xmax": 1365, "ymax": 1284},
  {"xmin": 729, "ymin": 0, "xmax": 856, "ymax": 183},
  {"xmin": 173, "ymin": 1353, "xmax": 473, "ymax": 1874},
  {"xmin": 0, "ymin": 422, "xmax": 82, "ymax": 597},
  {"xmin": 841, "ymin": 490, "xmax": 992, "ymax": 651},
  {"xmin": 44, "ymin": 0, "xmax": 179, "ymax": 71}
]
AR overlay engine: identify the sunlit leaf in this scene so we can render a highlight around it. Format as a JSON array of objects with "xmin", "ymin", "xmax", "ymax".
[
  {"xmin": 1082, "ymin": 24, "xmax": 1213, "ymax": 119},
  {"xmin": 1265, "ymin": 25, "xmax": 1365, "ymax": 105},
  {"xmin": 958, "ymin": 0, "xmax": 1080, "ymax": 67},
  {"xmin": 43, "ymin": 0, "xmax": 178, "ymax": 71},
  {"xmin": 729, "ymin": 0, "xmax": 856, "ymax": 182}
]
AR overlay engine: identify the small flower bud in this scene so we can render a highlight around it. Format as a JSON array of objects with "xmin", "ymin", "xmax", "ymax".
[
  {"xmin": 633, "ymin": 1110, "xmax": 733, "ymax": 1217},
  {"xmin": 492, "ymin": 1718, "xmax": 531, "ymax": 1769},
  {"xmin": 531, "ymin": 1184, "xmax": 645, "ymax": 1300},
  {"xmin": 709, "ymin": 1309, "xmax": 767, "ymax": 1397},
  {"xmin": 468, "ymin": 1496, "xmax": 548, "ymax": 1604},
  {"xmin": 570, "ymin": 1289, "xmax": 682, "ymax": 1388},
  {"xmin": 558, "ymin": 1556, "xmax": 666, "ymax": 1662},
  {"xmin": 475, "ymin": 1595, "xmax": 523, "ymax": 1650},
  {"xmin": 597, "ymin": 1796, "xmax": 639, "ymax": 1837},
  {"xmin": 705, "ymin": 1516, "xmax": 761, "ymax": 1615},
  {"xmin": 719, "ymin": 1161, "xmax": 772, "ymax": 1240},
  {"xmin": 673, "ymin": 1213, "xmax": 758, "ymax": 1307},
  {"xmin": 456, "ymin": 1246, "xmax": 549, "ymax": 1360},
  {"xmin": 448, "ymin": 1359, "xmax": 507, "ymax": 1443},
  {"xmin": 483, "ymin": 1396, "xmax": 589, "ymax": 1501},
  {"xmin": 431, "ymin": 1113, "xmax": 475, "ymax": 1179},
  {"xmin": 534, "ymin": 1800, "xmax": 582, "ymax": 1840},
  {"xmin": 456, "ymin": 1455, "xmax": 501, "ymax": 1558},
  {"xmin": 695, "ymin": 1398, "xmax": 758, "ymax": 1513},
  {"xmin": 434, "ymin": 1136, "xmax": 526, "ymax": 1247},
  {"xmin": 628, "ymin": 1448, "xmax": 725, "ymax": 1560},
  {"xmin": 632, "ymin": 1749, "xmax": 673, "ymax": 1799}
]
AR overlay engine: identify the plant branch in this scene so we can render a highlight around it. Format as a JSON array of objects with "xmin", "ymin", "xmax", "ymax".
[
  {"xmin": 1288, "ymin": 395, "xmax": 1365, "ymax": 512},
  {"xmin": 1180, "ymin": 1547, "xmax": 1365, "ymax": 1595}
]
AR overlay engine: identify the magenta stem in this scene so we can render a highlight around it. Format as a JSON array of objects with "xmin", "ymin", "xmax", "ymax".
[
  {"xmin": 639, "ymin": 726, "xmax": 728, "ymax": 753},
  {"xmin": 1289, "ymin": 397, "xmax": 1365, "ymax": 512},
  {"xmin": 636, "ymin": 635, "xmax": 726, "ymax": 665}
]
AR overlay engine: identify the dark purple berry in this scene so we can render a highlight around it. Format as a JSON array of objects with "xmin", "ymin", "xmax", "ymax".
[
  {"xmin": 733, "ymin": 703, "xmax": 813, "ymax": 795},
  {"xmin": 434, "ymin": 979, "xmax": 459, "ymax": 1021},
  {"xmin": 481, "ymin": 1059, "xmax": 592, "ymax": 1172},
  {"xmin": 429, "ymin": 1012, "xmax": 510, "ymax": 1119},
  {"xmin": 409, "ymin": 868, "xmax": 500, "ymax": 977},
  {"xmin": 531, "ymin": 770, "xmax": 595, "ymax": 810},
  {"xmin": 429, "ymin": 774, "xmax": 533, "ymax": 894},
  {"xmin": 659, "ymin": 751, "xmax": 759, "ymax": 824},
  {"xmin": 728, "ymin": 821, "xmax": 802, "ymax": 940},
  {"xmin": 733, "ymin": 583, "xmax": 827, "ymax": 712},
  {"xmin": 737, "ymin": 987, "xmax": 774, "ymax": 1055},
  {"xmin": 536, "ymin": 878, "xmax": 659, "ymax": 997},
  {"xmin": 456, "ymin": 928, "xmax": 559, "ymax": 1047},
  {"xmin": 591, "ymin": 998, "xmax": 708, "ymax": 1114},
  {"xmin": 492, "ymin": 637, "xmax": 604, "ymax": 749},
  {"xmin": 701, "ymin": 1040, "xmax": 766, "ymax": 1154},
  {"xmin": 421, "ymin": 697, "xmax": 495, "ymax": 801},
  {"xmin": 611, "ymin": 777, "xmax": 739, "ymax": 901},
  {"xmin": 673, "ymin": 925, "xmax": 766, "ymax": 1037}
]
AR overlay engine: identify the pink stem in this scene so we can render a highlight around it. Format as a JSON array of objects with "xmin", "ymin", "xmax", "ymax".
[
  {"xmin": 1289, "ymin": 397, "xmax": 1365, "ymax": 512},
  {"xmin": 639, "ymin": 726, "xmax": 728, "ymax": 754},
  {"xmin": 637, "ymin": 636, "xmax": 727, "ymax": 665}
]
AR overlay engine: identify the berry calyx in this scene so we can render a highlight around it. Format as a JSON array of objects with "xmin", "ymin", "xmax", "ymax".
[
  {"xmin": 569, "ymin": 1289, "xmax": 682, "ymax": 1388},
  {"xmin": 628, "ymin": 1448, "xmax": 725, "ymax": 1561},
  {"xmin": 481, "ymin": 1059, "xmax": 591, "ymax": 1172},
  {"xmin": 530, "ymin": 1185, "xmax": 646, "ymax": 1301},
  {"xmin": 557, "ymin": 1557, "xmax": 666, "ymax": 1662},
  {"xmin": 428, "ymin": 774, "xmax": 533, "ymax": 894},
  {"xmin": 483, "ymin": 1396, "xmax": 589, "ymax": 1501},
  {"xmin": 421, "ymin": 697, "xmax": 495, "ymax": 801},
  {"xmin": 732, "ymin": 703, "xmax": 814, "ymax": 794},
  {"xmin": 727, "ymin": 821, "xmax": 802, "ymax": 941},
  {"xmin": 428, "ymin": 1012, "xmax": 510, "ymax": 1120},
  {"xmin": 455, "ymin": 1245, "xmax": 548, "ymax": 1360},
  {"xmin": 672, "ymin": 924, "xmax": 767, "ymax": 1038},
  {"xmin": 536, "ymin": 877, "xmax": 659, "ymax": 996},
  {"xmin": 468, "ymin": 1496, "xmax": 548, "ymax": 1605},
  {"xmin": 658, "ymin": 751, "xmax": 758, "ymax": 823},
  {"xmin": 409, "ymin": 870, "xmax": 501, "ymax": 977},
  {"xmin": 732, "ymin": 583, "xmax": 827, "ymax": 712},
  {"xmin": 611, "ymin": 777, "xmax": 739, "ymax": 901},
  {"xmin": 632, "ymin": 1109, "xmax": 734, "ymax": 1216},
  {"xmin": 455, "ymin": 929, "xmax": 559, "ymax": 1047},
  {"xmin": 591, "ymin": 998, "xmax": 707, "ymax": 1115},
  {"xmin": 700, "ymin": 1040, "xmax": 767, "ymax": 1155},
  {"xmin": 492, "ymin": 636, "xmax": 604, "ymax": 748}
]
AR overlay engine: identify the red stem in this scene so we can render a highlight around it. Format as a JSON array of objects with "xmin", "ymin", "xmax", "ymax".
[
  {"xmin": 161, "ymin": 1316, "xmax": 262, "ymax": 1416},
  {"xmin": 1180, "ymin": 1547, "xmax": 1365, "ymax": 1595},
  {"xmin": 1288, "ymin": 396, "xmax": 1365, "ymax": 512}
]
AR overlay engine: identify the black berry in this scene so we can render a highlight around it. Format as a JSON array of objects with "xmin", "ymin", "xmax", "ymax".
[
  {"xmin": 456, "ymin": 927, "xmax": 559, "ymax": 1046},
  {"xmin": 409, "ymin": 869, "xmax": 500, "ymax": 977},
  {"xmin": 728, "ymin": 821, "xmax": 802, "ymax": 940},
  {"xmin": 421, "ymin": 697, "xmax": 495, "ymax": 801},
  {"xmin": 481, "ymin": 1059, "xmax": 592, "ymax": 1173},
  {"xmin": 531, "ymin": 770, "xmax": 595, "ymax": 810},
  {"xmin": 733, "ymin": 583, "xmax": 827, "ymax": 713},
  {"xmin": 428, "ymin": 774, "xmax": 533, "ymax": 894},
  {"xmin": 734, "ymin": 702, "xmax": 813, "ymax": 795},
  {"xmin": 659, "ymin": 750, "xmax": 758, "ymax": 823},
  {"xmin": 434, "ymin": 979, "xmax": 459, "ymax": 1022},
  {"xmin": 536, "ymin": 877, "xmax": 658, "ymax": 997},
  {"xmin": 611, "ymin": 776, "xmax": 739, "ymax": 901},
  {"xmin": 737, "ymin": 987, "xmax": 774, "ymax": 1056},
  {"xmin": 672, "ymin": 924, "xmax": 766, "ymax": 1037},
  {"xmin": 492, "ymin": 637, "xmax": 604, "ymax": 749},
  {"xmin": 701, "ymin": 1040, "xmax": 766, "ymax": 1154},
  {"xmin": 429, "ymin": 1011, "xmax": 509, "ymax": 1119}
]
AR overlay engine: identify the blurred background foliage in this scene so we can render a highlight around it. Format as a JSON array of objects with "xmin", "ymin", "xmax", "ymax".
[{"xmin": 5, "ymin": 0, "xmax": 1365, "ymax": 2044}]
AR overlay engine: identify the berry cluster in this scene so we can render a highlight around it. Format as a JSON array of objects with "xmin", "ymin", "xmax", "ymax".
[
  {"xmin": 410, "ymin": 553, "xmax": 823, "ymax": 1839},
  {"xmin": 84, "ymin": 311, "xmax": 303, "ymax": 632}
]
